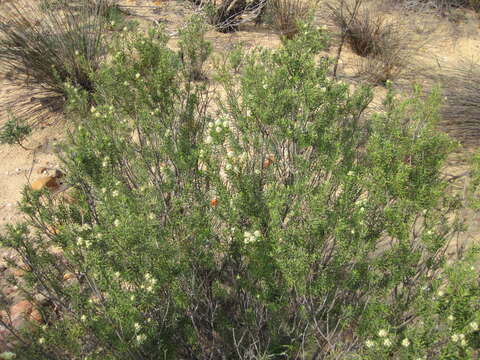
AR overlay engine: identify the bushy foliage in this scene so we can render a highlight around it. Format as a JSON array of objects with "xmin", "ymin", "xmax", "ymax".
[{"xmin": 1, "ymin": 21, "xmax": 479, "ymax": 360}]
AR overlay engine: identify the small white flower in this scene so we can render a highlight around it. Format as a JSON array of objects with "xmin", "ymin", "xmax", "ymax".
[
  {"xmin": 123, "ymin": 26, "xmax": 128, "ymax": 32},
  {"xmin": 383, "ymin": 338, "xmax": 392, "ymax": 347},
  {"xmin": 207, "ymin": 122, "xmax": 214, "ymax": 129},
  {"xmin": 147, "ymin": 317, "xmax": 152, "ymax": 323},
  {"xmin": 114, "ymin": 271, "xmax": 120, "ymax": 278},
  {"xmin": 253, "ymin": 230, "xmax": 261, "ymax": 238},
  {"xmin": 215, "ymin": 126, "xmax": 222, "ymax": 133},
  {"xmin": 41, "ymin": 325, "xmax": 47, "ymax": 331},
  {"xmin": 448, "ymin": 315, "xmax": 455, "ymax": 321},
  {"xmin": 146, "ymin": 285, "xmax": 153, "ymax": 293},
  {"xmin": 123, "ymin": 81, "xmax": 129, "ymax": 86},
  {"xmin": 90, "ymin": 106, "xmax": 96, "ymax": 113},
  {"xmin": 205, "ymin": 135, "xmax": 213, "ymax": 144},
  {"xmin": 244, "ymin": 231, "xmax": 252, "ymax": 239},
  {"xmin": 378, "ymin": 329, "xmax": 388, "ymax": 338},
  {"xmin": 76, "ymin": 237, "xmax": 84, "ymax": 246},
  {"xmin": 96, "ymin": 233, "xmax": 102, "ymax": 239},
  {"xmin": 459, "ymin": 334, "xmax": 465, "ymax": 340},
  {"xmin": 74, "ymin": 50, "xmax": 80, "ymax": 56},
  {"xmin": 134, "ymin": 323, "xmax": 141, "ymax": 332},
  {"xmin": 80, "ymin": 315, "xmax": 87, "ymax": 322},
  {"xmin": 470, "ymin": 321, "xmax": 479, "ymax": 331},
  {"xmin": 225, "ymin": 163, "xmax": 232, "ymax": 171},
  {"xmin": 365, "ymin": 340, "xmax": 374, "ymax": 348},
  {"xmin": 136, "ymin": 334, "xmax": 146, "ymax": 344},
  {"xmin": 38, "ymin": 337, "xmax": 45, "ymax": 345},
  {"xmin": 215, "ymin": 119, "xmax": 222, "ymax": 126},
  {"xmin": 461, "ymin": 339, "xmax": 467, "ymax": 346},
  {"xmin": 145, "ymin": 273, "xmax": 152, "ymax": 280},
  {"xmin": 437, "ymin": 290, "xmax": 444, "ymax": 297},
  {"xmin": 110, "ymin": 21, "xmax": 115, "ymax": 26},
  {"xmin": 135, "ymin": 73, "xmax": 140, "ymax": 79},
  {"xmin": 401, "ymin": 338, "xmax": 410, "ymax": 347},
  {"xmin": 451, "ymin": 334, "xmax": 459, "ymax": 342},
  {"xmin": 112, "ymin": 190, "xmax": 119, "ymax": 197},
  {"xmin": 347, "ymin": 171, "xmax": 354, "ymax": 176},
  {"xmin": 148, "ymin": 213, "xmax": 155, "ymax": 220},
  {"xmin": 227, "ymin": 150, "xmax": 235, "ymax": 158},
  {"xmin": 222, "ymin": 120, "xmax": 230, "ymax": 128},
  {"xmin": 85, "ymin": 240, "xmax": 92, "ymax": 249},
  {"xmin": 130, "ymin": 295, "xmax": 135, "ymax": 301},
  {"xmin": 101, "ymin": 187, "xmax": 107, "ymax": 193},
  {"xmin": 114, "ymin": 219, "xmax": 120, "ymax": 227}
]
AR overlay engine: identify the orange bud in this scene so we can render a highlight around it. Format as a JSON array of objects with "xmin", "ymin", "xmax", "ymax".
[{"xmin": 210, "ymin": 198, "xmax": 218, "ymax": 207}]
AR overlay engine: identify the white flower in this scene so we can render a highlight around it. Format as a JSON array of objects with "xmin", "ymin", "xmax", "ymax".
[
  {"xmin": 207, "ymin": 122, "xmax": 214, "ymax": 128},
  {"xmin": 38, "ymin": 337, "xmax": 45, "ymax": 345},
  {"xmin": 80, "ymin": 315, "xmax": 87, "ymax": 322},
  {"xmin": 148, "ymin": 213, "xmax": 155, "ymax": 220},
  {"xmin": 114, "ymin": 219, "xmax": 120, "ymax": 227},
  {"xmin": 146, "ymin": 285, "xmax": 153, "ymax": 293},
  {"xmin": 136, "ymin": 334, "xmax": 146, "ymax": 344},
  {"xmin": 134, "ymin": 323, "xmax": 141, "ymax": 332},
  {"xmin": 85, "ymin": 240, "xmax": 92, "ymax": 249},
  {"xmin": 112, "ymin": 190, "xmax": 119, "ymax": 197},
  {"xmin": 215, "ymin": 126, "xmax": 222, "ymax": 133},
  {"xmin": 90, "ymin": 106, "xmax": 96, "ymax": 113},
  {"xmin": 110, "ymin": 21, "xmax": 115, "ymax": 26},
  {"xmin": 448, "ymin": 315, "xmax": 455, "ymax": 321},
  {"xmin": 225, "ymin": 163, "xmax": 232, "ymax": 171},
  {"xmin": 470, "ymin": 321, "xmax": 479, "ymax": 331},
  {"xmin": 114, "ymin": 272, "xmax": 120, "ymax": 278},
  {"xmin": 459, "ymin": 334, "xmax": 465, "ymax": 340},
  {"xmin": 123, "ymin": 81, "xmax": 129, "ymax": 86},
  {"xmin": 437, "ymin": 290, "xmax": 444, "ymax": 297},
  {"xmin": 365, "ymin": 340, "xmax": 374, "ymax": 348},
  {"xmin": 130, "ymin": 295, "xmax": 135, "ymax": 301},
  {"xmin": 205, "ymin": 135, "xmax": 213, "ymax": 144},
  {"xmin": 101, "ymin": 187, "xmax": 107, "ymax": 193},
  {"xmin": 215, "ymin": 119, "xmax": 222, "ymax": 126},
  {"xmin": 244, "ymin": 231, "xmax": 252, "ymax": 239},
  {"xmin": 383, "ymin": 338, "xmax": 392, "ymax": 347},
  {"xmin": 222, "ymin": 120, "xmax": 231, "ymax": 128},
  {"xmin": 347, "ymin": 171, "xmax": 354, "ymax": 176},
  {"xmin": 401, "ymin": 338, "xmax": 410, "ymax": 347},
  {"xmin": 135, "ymin": 73, "xmax": 140, "ymax": 79},
  {"xmin": 461, "ymin": 339, "xmax": 467, "ymax": 347},
  {"xmin": 74, "ymin": 50, "xmax": 80, "ymax": 56},
  {"xmin": 41, "ymin": 325, "xmax": 47, "ymax": 331},
  {"xmin": 227, "ymin": 150, "xmax": 235, "ymax": 158},
  {"xmin": 123, "ymin": 26, "xmax": 128, "ymax": 32},
  {"xmin": 96, "ymin": 233, "xmax": 102, "ymax": 239},
  {"xmin": 76, "ymin": 237, "xmax": 84, "ymax": 246},
  {"xmin": 253, "ymin": 230, "xmax": 261, "ymax": 238},
  {"xmin": 145, "ymin": 273, "xmax": 152, "ymax": 280},
  {"xmin": 451, "ymin": 334, "xmax": 459, "ymax": 342},
  {"xmin": 378, "ymin": 329, "xmax": 388, "ymax": 337}
]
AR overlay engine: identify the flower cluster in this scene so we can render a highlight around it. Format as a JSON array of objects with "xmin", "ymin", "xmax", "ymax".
[
  {"xmin": 140, "ymin": 273, "xmax": 157, "ymax": 293},
  {"xmin": 244, "ymin": 230, "xmax": 261, "ymax": 244}
]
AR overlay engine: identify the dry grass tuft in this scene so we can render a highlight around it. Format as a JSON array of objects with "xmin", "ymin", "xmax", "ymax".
[
  {"xmin": 439, "ymin": 59, "xmax": 480, "ymax": 144},
  {"xmin": 269, "ymin": 0, "xmax": 313, "ymax": 38},
  {"xmin": 0, "ymin": 0, "xmax": 110, "ymax": 125}
]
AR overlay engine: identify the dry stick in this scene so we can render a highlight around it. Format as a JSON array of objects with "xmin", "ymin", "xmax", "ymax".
[{"xmin": 332, "ymin": 0, "xmax": 363, "ymax": 80}]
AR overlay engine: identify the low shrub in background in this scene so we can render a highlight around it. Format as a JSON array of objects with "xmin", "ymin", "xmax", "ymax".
[
  {"xmin": 0, "ymin": 19, "xmax": 479, "ymax": 360},
  {"xmin": 0, "ymin": 0, "xmax": 111, "ymax": 126},
  {"xmin": 268, "ymin": 0, "xmax": 314, "ymax": 39}
]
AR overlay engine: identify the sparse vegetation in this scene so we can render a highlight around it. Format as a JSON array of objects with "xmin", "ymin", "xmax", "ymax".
[
  {"xmin": 0, "ymin": 0, "xmax": 110, "ymax": 125},
  {"xmin": 328, "ymin": 0, "xmax": 422, "ymax": 84}
]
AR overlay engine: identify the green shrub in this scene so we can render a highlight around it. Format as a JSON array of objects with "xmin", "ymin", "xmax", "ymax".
[{"xmin": 1, "ymin": 22, "xmax": 479, "ymax": 360}]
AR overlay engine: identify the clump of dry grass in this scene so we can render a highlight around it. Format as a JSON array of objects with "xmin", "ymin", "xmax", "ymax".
[
  {"xmin": 269, "ymin": 0, "xmax": 313, "ymax": 38},
  {"xmin": 327, "ymin": 0, "xmax": 423, "ymax": 84},
  {"xmin": 0, "ymin": 0, "xmax": 110, "ymax": 125},
  {"xmin": 439, "ymin": 59, "xmax": 480, "ymax": 143}
]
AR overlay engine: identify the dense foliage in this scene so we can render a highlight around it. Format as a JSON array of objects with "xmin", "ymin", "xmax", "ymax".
[{"xmin": 0, "ymin": 20, "xmax": 479, "ymax": 360}]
